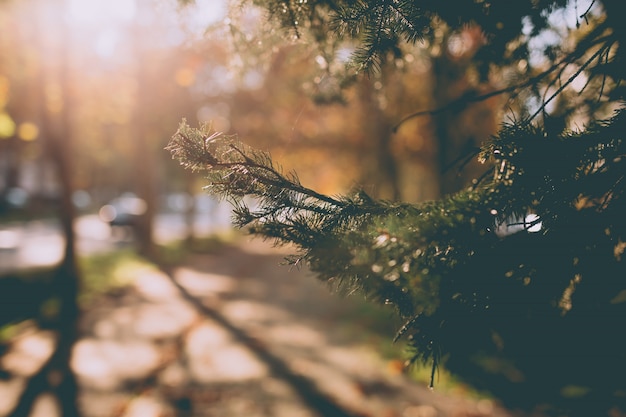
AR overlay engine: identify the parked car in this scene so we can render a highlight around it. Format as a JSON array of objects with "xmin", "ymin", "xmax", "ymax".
[{"xmin": 98, "ymin": 192, "xmax": 147, "ymax": 227}]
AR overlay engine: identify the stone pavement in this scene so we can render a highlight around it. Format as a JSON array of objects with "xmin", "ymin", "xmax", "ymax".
[{"xmin": 1, "ymin": 239, "xmax": 517, "ymax": 417}]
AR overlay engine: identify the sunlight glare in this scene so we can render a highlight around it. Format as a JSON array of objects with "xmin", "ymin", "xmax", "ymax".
[
  {"xmin": 30, "ymin": 393, "xmax": 60, "ymax": 417},
  {"xmin": 179, "ymin": 0, "xmax": 228, "ymax": 32},
  {"xmin": 72, "ymin": 338, "xmax": 161, "ymax": 390},
  {"xmin": 0, "ymin": 379, "xmax": 23, "ymax": 415},
  {"xmin": 123, "ymin": 396, "xmax": 166, "ymax": 417},
  {"xmin": 1, "ymin": 330, "xmax": 56, "ymax": 377},
  {"xmin": 175, "ymin": 268, "xmax": 236, "ymax": 296},
  {"xmin": 21, "ymin": 235, "xmax": 64, "ymax": 267},
  {"xmin": 133, "ymin": 268, "xmax": 180, "ymax": 301},
  {"xmin": 94, "ymin": 28, "xmax": 123, "ymax": 58},
  {"xmin": 133, "ymin": 301, "xmax": 197, "ymax": 339},
  {"xmin": 66, "ymin": 0, "xmax": 136, "ymax": 26},
  {"xmin": 185, "ymin": 321, "xmax": 268, "ymax": 382}
]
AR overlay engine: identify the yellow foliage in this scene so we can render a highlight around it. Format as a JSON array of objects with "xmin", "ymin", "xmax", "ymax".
[
  {"xmin": 18, "ymin": 122, "xmax": 39, "ymax": 141},
  {"xmin": 0, "ymin": 112, "xmax": 16, "ymax": 138}
]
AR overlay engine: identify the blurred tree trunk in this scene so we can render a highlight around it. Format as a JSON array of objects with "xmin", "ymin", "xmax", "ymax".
[
  {"xmin": 431, "ymin": 56, "xmax": 476, "ymax": 196},
  {"xmin": 183, "ymin": 172, "xmax": 198, "ymax": 244},
  {"xmin": 9, "ymin": 2, "xmax": 82, "ymax": 415},
  {"xmin": 0, "ymin": 138, "xmax": 19, "ymax": 192},
  {"xmin": 131, "ymin": 88, "xmax": 158, "ymax": 259},
  {"xmin": 130, "ymin": 5, "xmax": 158, "ymax": 260},
  {"xmin": 41, "ymin": 108, "xmax": 81, "ymax": 417},
  {"xmin": 42, "ymin": 6, "xmax": 81, "ymax": 416},
  {"xmin": 356, "ymin": 78, "xmax": 401, "ymax": 201},
  {"xmin": 431, "ymin": 30, "xmax": 497, "ymax": 197}
]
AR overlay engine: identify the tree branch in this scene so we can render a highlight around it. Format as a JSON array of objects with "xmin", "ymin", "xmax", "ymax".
[{"xmin": 392, "ymin": 31, "xmax": 614, "ymax": 132}]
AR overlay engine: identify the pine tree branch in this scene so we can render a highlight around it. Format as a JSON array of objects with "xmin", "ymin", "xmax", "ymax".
[
  {"xmin": 167, "ymin": 120, "xmax": 345, "ymax": 208},
  {"xmin": 168, "ymin": 107, "xmax": 626, "ymax": 394},
  {"xmin": 227, "ymin": 143, "xmax": 343, "ymax": 206}
]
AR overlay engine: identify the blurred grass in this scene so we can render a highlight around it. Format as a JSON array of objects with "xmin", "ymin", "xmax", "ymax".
[
  {"xmin": 78, "ymin": 248, "xmax": 155, "ymax": 303},
  {"xmin": 154, "ymin": 233, "xmax": 238, "ymax": 265}
]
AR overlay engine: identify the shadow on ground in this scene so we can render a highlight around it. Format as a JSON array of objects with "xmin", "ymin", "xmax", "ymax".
[{"xmin": 1, "ymin": 239, "xmax": 514, "ymax": 417}]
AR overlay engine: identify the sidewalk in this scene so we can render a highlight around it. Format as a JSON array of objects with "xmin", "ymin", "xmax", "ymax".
[{"xmin": 1, "ymin": 239, "xmax": 515, "ymax": 417}]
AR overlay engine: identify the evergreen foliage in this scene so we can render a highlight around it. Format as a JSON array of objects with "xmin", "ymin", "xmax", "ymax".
[{"xmin": 169, "ymin": 1, "xmax": 626, "ymax": 415}]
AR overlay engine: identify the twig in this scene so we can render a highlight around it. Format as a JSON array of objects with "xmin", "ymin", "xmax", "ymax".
[
  {"xmin": 217, "ymin": 144, "xmax": 347, "ymax": 207},
  {"xmin": 392, "ymin": 30, "xmax": 613, "ymax": 132},
  {"xmin": 527, "ymin": 42, "xmax": 612, "ymax": 123}
]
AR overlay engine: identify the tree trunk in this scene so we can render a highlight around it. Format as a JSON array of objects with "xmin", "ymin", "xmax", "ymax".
[
  {"xmin": 357, "ymin": 78, "xmax": 401, "ymax": 201},
  {"xmin": 431, "ymin": 31, "xmax": 498, "ymax": 197},
  {"xmin": 8, "ymin": 2, "xmax": 84, "ymax": 414},
  {"xmin": 130, "ymin": 1, "xmax": 158, "ymax": 260}
]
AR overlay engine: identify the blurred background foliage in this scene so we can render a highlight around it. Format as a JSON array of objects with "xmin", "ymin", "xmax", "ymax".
[{"xmin": 0, "ymin": 0, "xmax": 507, "ymax": 227}]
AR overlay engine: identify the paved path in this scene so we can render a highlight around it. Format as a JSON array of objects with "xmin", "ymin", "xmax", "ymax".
[{"xmin": 1, "ymin": 239, "xmax": 516, "ymax": 417}]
